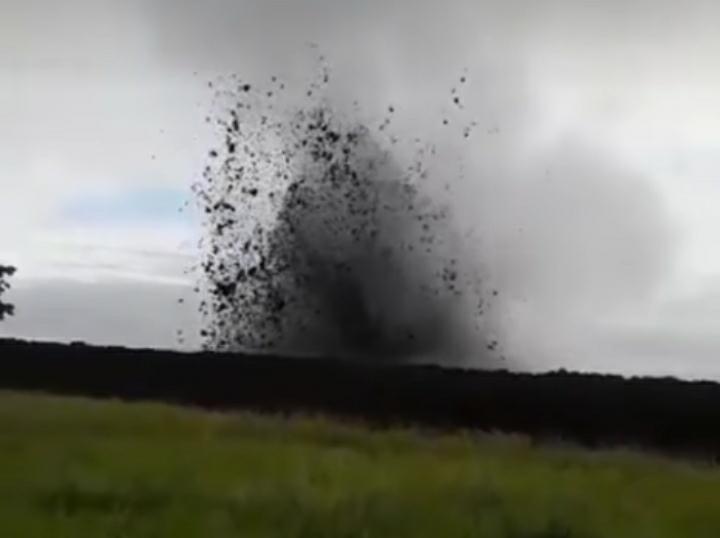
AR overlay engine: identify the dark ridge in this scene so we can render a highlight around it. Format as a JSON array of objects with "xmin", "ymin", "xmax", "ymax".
[{"xmin": 3, "ymin": 338, "xmax": 720, "ymax": 459}]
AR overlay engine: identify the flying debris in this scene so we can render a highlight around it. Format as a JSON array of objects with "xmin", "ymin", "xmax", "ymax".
[{"xmin": 192, "ymin": 63, "xmax": 500, "ymax": 363}]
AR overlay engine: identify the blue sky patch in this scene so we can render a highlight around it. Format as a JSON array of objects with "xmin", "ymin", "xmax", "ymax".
[{"xmin": 60, "ymin": 187, "xmax": 192, "ymax": 226}]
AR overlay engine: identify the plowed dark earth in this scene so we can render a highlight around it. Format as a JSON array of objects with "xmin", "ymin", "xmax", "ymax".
[{"xmin": 2, "ymin": 338, "xmax": 720, "ymax": 459}]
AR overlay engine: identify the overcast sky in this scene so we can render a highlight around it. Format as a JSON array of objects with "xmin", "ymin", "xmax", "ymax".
[{"xmin": 2, "ymin": 0, "xmax": 720, "ymax": 379}]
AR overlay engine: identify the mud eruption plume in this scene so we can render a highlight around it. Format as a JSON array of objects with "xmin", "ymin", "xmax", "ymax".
[{"xmin": 193, "ymin": 66, "xmax": 500, "ymax": 363}]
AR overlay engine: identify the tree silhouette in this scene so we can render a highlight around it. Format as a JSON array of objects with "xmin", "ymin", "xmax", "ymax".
[{"xmin": 0, "ymin": 265, "xmax": 16, "ymax": 321}]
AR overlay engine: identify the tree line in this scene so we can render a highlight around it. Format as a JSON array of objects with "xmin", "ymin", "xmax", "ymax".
[{"xmin": 0, "ymin": 265, "xmax": 16, "ymax": 321}]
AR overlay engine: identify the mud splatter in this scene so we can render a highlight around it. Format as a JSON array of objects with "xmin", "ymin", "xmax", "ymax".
[{"xmin": 192, "ymin": 63, "xmax": 498, "ymax": 363}]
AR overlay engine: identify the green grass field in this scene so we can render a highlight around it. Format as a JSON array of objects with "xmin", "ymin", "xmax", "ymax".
[{"xmin": 1, "ymin": 391, "xmax": 719, "ymax": 537}]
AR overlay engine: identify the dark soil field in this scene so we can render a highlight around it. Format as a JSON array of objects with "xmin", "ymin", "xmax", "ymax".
[{"xmin": 3, "ymin": 338, "xmax": 720, "ymax": 458}]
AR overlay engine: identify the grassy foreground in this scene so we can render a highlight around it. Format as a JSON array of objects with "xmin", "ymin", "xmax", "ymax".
[{"xmin": 0, "ymin": 392, "xmax": 719, "ymax": 537}]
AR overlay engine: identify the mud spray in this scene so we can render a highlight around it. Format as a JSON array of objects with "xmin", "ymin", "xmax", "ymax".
[{"xmin": 192, "ymin": 60, "xmax": 502, "ymax": 366}]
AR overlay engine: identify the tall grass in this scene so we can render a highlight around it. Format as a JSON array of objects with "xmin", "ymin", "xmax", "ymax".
[{"xmin": 0, "ymin": 391, "xmax": 718, "ymax": 537}]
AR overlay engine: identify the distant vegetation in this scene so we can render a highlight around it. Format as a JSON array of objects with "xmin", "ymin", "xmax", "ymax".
[
  {"xmin": 1, "ymin": 391, "xmax": 719, "ymax": 537},
  {"xmin": 0, "ymin": 265, "xmax": 15, "ymax": 321}
]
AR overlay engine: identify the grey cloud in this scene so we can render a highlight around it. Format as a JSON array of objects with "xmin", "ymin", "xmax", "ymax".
[
  {"xmin": 118, "ymin": 0, "xmax": 685, "ymax": 373},
  {"xmin": 488, "ymin": 140, "xmax": 677, "ymax": 313},
  {"xmin": 0, "ymin": 278, "xmax": 200, "ymax": 350},
  {"xmin": 446, "ymin": 135, "xmax": 680, "ymax": 370},
  {"xmin": 3, "ymin": 0, "xmax": 716, "ymax": 377}
]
